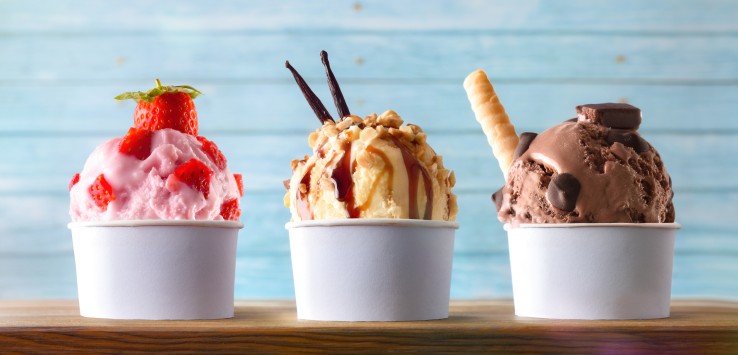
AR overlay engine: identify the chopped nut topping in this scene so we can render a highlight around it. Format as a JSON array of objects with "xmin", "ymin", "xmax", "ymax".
[
  {"xmin": 359, "ymin": 126, "xmax": 379, "ymax": 141},
  {"xmin": 336, "ymin": 117, "xmax": 353, "ymax": 131},
  {"xmin": 323, "ymin": 124, "xmax": 339, "ymax": 137},
  {"xmin": 308, "ymin": 132, "xmax": 319, "ymax": 148},
  {"xmin": 377, "ymin": 110, "xmax": 404, "ymax": 128}
]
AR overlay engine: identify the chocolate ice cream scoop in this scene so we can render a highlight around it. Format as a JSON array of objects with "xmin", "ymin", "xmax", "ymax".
[{"xmin": 497, "ymin": 103, "xmax": 675, "ymax": 226}]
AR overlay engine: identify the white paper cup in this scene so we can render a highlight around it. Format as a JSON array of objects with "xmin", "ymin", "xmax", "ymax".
[
  {"xmin": 506, "ymin": 223, "xmax": 680, "ymax": 320},
  {"xmin": 286, "ymin": 219, "xmax": 458, "ymax": 321},
  {"xmin": 68, "ymin": 220, "xmax": 243, "ymax": 320}
]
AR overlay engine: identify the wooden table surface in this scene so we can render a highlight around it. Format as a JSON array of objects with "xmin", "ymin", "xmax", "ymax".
[{"xmin": 1, "ymin": 300, "xmax": 736, "ymax": 354}]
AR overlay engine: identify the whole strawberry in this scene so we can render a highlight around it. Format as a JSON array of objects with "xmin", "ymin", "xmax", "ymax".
[{"xmin": 115, "ymin": 79, "xmax": 201, "ymax": 135}]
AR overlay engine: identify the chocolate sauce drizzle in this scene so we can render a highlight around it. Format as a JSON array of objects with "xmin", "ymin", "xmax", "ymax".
[
  {"xmin": 320, "ymin": 51, "xmax": 351, "ymax": 119},
  {"xmin": 332, "ymin": 141, "xmax": 354, "ymax": 200},
  {"xmin": 285, "ymin": 61, "xmax": 334, "ymax": 124},
  {"xmin": 295, "ymin": 165, "xmax": 314, "ymax": 220}
]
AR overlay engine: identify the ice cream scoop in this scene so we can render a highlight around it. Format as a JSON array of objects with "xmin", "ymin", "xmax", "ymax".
[
  {"xmin": 499, "ymin": 104, "xmax": 674, "ymax": 225},
  {"xmin": 463, "ymin": 71, "xmax": 674, "ymax": 226},
  {"xmin": 69, "ymin": 80, "xmax": 243, "ymax": 221},
  {"xmin": 284, "ymin": 52, "xmax": 457, "ymax": 221}
]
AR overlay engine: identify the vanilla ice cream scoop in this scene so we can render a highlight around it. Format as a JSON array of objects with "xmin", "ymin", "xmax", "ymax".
[
  {"xmin": 285, "ymin": 110, "xmax": 457, "ymax": 221},
  {"xmin": 283, "ymin": 52, "xmax": 457, "ymax": 221}
]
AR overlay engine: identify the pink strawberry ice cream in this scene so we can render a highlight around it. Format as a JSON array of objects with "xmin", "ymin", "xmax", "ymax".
[{"xmin": 69, "ymin": 129, "xmax": 242, "ymax": 221}]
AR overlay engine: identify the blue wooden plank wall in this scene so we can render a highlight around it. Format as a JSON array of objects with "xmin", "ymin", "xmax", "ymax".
[{"xmin": 0, "ymin": 0, "xmax": 737, "ymax": 299}]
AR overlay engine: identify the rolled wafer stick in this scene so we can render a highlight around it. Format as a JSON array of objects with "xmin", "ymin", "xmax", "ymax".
[{"xmin": 463, "ymin": 69, "xmax": 519, "ymax": 179}]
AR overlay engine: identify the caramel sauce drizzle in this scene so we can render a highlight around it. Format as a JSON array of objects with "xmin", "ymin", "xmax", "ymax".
[
  {"xmin": 354, "ymin": 145, "xmax": 394, "ymax": 215},
  {"xmin": 391, "ymin": 137, "xmax": 434, "ymax": 220},
  {"xmin": 328, "ymin": 138, "xmax": 434, "ymax": 220}
]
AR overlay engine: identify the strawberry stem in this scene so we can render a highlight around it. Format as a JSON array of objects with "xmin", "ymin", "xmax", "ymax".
[{"xmin": 115, "ymin": 80, "xmax": 201, "ymax": 102}]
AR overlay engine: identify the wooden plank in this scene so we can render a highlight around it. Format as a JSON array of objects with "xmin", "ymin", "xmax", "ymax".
[
  {"xmin": 3, "ymin": 83, "xmax": 737, "ymax": 132},
  {"xmin": 0, "ymin": 133, "xmax": 733, "ymax": 195},
  {"xmin": 0, "ymin": 300, "xmax": 735, "ymax": 353},
  {"xmin": 2, "ymin": 34, "xmax": 737, "ymax": 83},
  {"xmin": 2, "ymin": 0, "xmax": 737, "ymax": 33}
]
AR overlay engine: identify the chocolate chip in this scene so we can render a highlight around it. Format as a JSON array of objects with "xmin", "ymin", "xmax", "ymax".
[
  {"xmin": 513, "ymin": 132, "xmax": 538, "ymax": 160},
  {"xmin": 607, "ymin": 129, "xmax": 649, "ymax": 153},
  {"xmin": 491, "ymin": 187, "xmax": 504, "ymax": 212},
  {"xmin": 576, "ymin": 103, "xmax": 641, "ymax": 130},
  {"xmin": 547, "ymin": 173, "xmax": 581, "ymax": 212}
]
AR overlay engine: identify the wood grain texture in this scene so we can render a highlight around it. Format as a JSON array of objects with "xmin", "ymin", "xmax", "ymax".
[
  {"xmin": 0, "ymin": 300, "xmax": 736, "ymax": 353},
  {"xmin": 4, "ymin": 83, "xmax": 738, "ymax": 132},
  {"xmin": 0, "ymin": 0, "xmax": 736, "ymax": 300},
  {"xmin": 3, "ymin": 34, "xmax": 737, "ymax": 82},
  {"xmin": 2, "ymin": 0, "xmax": 737, "ymax": 33}
]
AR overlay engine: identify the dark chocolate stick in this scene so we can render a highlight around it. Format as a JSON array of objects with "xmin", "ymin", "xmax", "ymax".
[
  {"xmin": 285, "ymin": 60, "xmax": 335, "ymax": 124},
  {"xmin": 320, "ymin": 51, "xmax": 350, "ymax": 119}
]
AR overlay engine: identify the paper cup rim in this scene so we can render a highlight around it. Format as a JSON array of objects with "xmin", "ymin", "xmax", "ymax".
[
  {"xmin": 68, "ymin": 220, "xmax": 244, "ymax": 229},
  {"xmin": 286, "ymin": 218, "xmax": 459, "ymax": 230},
  {"xmin": 504, "ymin": 222, "xmax": 681, "ymax": 231}
]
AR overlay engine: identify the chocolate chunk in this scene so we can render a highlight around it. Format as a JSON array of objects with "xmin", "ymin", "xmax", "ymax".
[
  {"xmin": 513, "ymin": 132, "xmax": 538, "ymax": 160},
  {"xmin": 607, "ymin": 129, "xmax": 649, "ymax": 153},
  {"xmin": 491, "ymin": 187, "xmax": 504, "ymax": 212},
  {"xmin": 546, "ymin": 173, "xmax": 581, "ymax": 212},
  {"xmin": 283, "ymin": 179, "xmax": 291, "ymax": 190},
  {"xmin": 576, "ymin": 103, "xmax": 641, "ymax": 130}
]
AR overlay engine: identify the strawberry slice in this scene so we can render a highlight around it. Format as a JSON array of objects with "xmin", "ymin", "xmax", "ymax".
[
  {"xmin": 119, "ymin": 127, "xmax": 153, "ymax": 160},
  {"xmin": 69, "ymin": 173, "xmax": 80, "ymax": 191},
  {"xmin": 220, "ymin": 198, "xmax": 240, "ymax": 221},
  {"xmin": 173, "ymin": 158, "xmax": 213, "ymax": 199},
  {"xmin": 89, "ymin": 174, "xmax": 115, "ymax": 211},
  {"xmin": 233, "ymin": 173, "xmax": 243, "ymax": 197},
  {"xmin": 116, "ymin": 79, "xmax": 201, "ymax": 135},
  {"xmin": 197, "ymin": 136, "xmax": 227, "ymax": 170}
]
